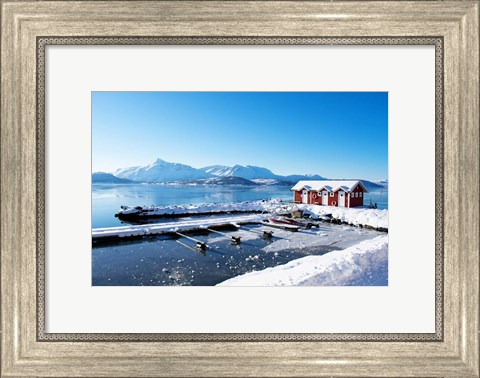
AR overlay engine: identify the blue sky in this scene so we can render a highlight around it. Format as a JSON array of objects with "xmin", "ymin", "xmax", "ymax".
[{"xmin": 92, "ymin": 92, "xmax": 388, "ymax": 180}]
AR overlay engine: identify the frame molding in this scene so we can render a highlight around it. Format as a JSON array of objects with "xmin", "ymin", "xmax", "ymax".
[
  {"xmin": 2, "ymin": 1, "xmax": 479, "ymax": 376},
  {"xmin": 36, "ymin": 35, "xmax": 444, "ymax": 343}
]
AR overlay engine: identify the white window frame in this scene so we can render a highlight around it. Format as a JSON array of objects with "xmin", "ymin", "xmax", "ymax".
[
  {"xmin": 359, "ymin": 192, "xmax": 362, "ymax": 197},
  {"xmin": 329, "ymin": 191, "xmax": 334, "ymax": 197}
]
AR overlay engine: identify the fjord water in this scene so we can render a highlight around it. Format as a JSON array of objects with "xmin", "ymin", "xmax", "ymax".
[
  {"xmin": 93, "ymin": 184, "xmax": 293, "ymax": 228},
  {"xmin": 92, "ymin": 222, "xmax": 387, "ymax": 286},
  {"xmin": 92, "ymin": 226, "xmax": 342, "ymax": 286},
  {"xmin": 92, "ymin": 183, "xmax": 388, "ymax": 228}
]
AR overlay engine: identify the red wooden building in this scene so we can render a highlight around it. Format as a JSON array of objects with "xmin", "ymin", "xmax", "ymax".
[{"xmin": 291, "ymin": 180, "xmax": 368, "ymax": 208}]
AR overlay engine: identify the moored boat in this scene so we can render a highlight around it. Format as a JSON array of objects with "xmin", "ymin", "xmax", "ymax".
[{"xmin": 267, "ymin": 217, "xmax": 319, "ymax": 229}]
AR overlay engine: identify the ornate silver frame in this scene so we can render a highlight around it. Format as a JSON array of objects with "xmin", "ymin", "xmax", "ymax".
[{"xmin": 2, "ymin": 1, "xmax": 478, "ymax": 376}]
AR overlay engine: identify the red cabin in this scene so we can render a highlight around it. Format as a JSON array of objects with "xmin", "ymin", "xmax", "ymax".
[{"xmin": 291, "ymin": 180, "xmax": 368, "ymax": 208}]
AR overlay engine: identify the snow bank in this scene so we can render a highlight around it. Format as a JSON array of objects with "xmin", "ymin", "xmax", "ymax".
[
  {"xmin": 115, "ymin": 200, "xmax": 387, "ymax": 230},
  {"xmin": 217, "ymin": 235, "xmax": 388, "ymax": 286},
  {"xmin": 116, "ymin": 199, "xmax": 285, "ymax": 217},
  {"xmin": 298, "ymin": 204, "xmax": 388, "ymax": 230}
]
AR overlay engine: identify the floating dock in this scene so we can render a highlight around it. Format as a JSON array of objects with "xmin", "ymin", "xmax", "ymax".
[{"xmin": 92, "ymin": 214, "xmax": 266, "ymax": 242}]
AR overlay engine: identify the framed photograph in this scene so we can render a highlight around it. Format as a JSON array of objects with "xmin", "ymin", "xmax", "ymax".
[
  {"xmin": 91, "ymin": 91, "xmax": 389, "ymax": 288},
  {"xmin": 1, "ymin": 1, "xmax": 478, "ymax": 377}
]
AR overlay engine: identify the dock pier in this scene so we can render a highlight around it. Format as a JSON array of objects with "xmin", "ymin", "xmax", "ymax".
[
  {"xmin": 206, "ymin": 228, "xmax": 241, "ymax": 245},
  {"xmin": 92, "ymin": 214, "xmax": 266, "ymax": 243},
  {"xmin": 175, "ymin": 232, "xmax": 208, "ymax": 250}
]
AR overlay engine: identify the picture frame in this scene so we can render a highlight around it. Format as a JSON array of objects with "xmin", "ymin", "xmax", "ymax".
[{"xmin": 1, "ymin": 1, "xmax": 478, "ymax": 376}]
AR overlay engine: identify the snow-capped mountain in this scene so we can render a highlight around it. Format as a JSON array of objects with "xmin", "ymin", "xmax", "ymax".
[
  {"xmin": 112, "ymin": 158, "xmax": 327, "ymax": 183},
  {"xmin": 92, "ymin": 172, "xmax": 134, "ymax": 184},
  {"xmin": 282, "ymin": 174, "xmax": 325, "ymax": 181},
  {"xmin": 200, "ymin": 165, "xmax": 326, "ymax": 182},
  {"xmin": 374, "ymin": 179, "xmax": 388, "ymax": 188},
  {"xmin": 347, "ymin": 179, "xmax": 384, "ymax": 191},
  {"xmin": 200, "ymin": 164, "xmax": 279, "ymax": 180},
  {"xmin": 201, "ymin": 165, "xmax": 231, "ymax": 176},
  {"xmin": 102, "ymin": 158, "xmax": 384, "ymax": 189},
  {"xmin": 177, "ymin": 177, "xmax": 259, "ymax": 186},
  {"xmin": 251, "ymin": 178, "xmax": 285, "ymax": 185},
  {"xmin": 114, "ymin": 158, "xmax": 213, "ymax": 182}
]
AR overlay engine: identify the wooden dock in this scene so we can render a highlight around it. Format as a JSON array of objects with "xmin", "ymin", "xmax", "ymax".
[{"xmin": 92, "ymin": 214, "xmax": 265, "ymax": 242}]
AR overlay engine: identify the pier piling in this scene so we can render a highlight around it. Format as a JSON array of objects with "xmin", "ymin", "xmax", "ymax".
[
  {"xmin": 236, "ymin": 226, "xmax": 273, "ymax": 239},
  {"xmin": 175, "ymin": 240, "xmax": 206, "ymax": 255},
  {"xmin": 206, "ymin": 228, "xmax": 241, "ymax": 245},
  {"xmin": 175, "ymin": 232, "xmax": 208, "ymax": 250}
]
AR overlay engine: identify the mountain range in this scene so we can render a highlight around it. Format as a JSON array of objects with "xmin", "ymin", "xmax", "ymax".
[
  {"xmin": 93, "ymin": 158, "xmax": 385, "ymax": 189},
  {"xmin": 92, "ymin": 172, "xmax": 135, "ymax": 184},
  {"xmin": 110, "ymin": 158, "xmax": 326, "ymax": 184}
]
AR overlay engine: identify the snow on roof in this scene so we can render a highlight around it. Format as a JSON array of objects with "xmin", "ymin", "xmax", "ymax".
[{"xmin": 290, "ymin": 180, "xmax": 367, "ymax": 193}]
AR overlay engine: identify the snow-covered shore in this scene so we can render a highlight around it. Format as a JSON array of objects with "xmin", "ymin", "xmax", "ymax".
[
  {"xmin": 298, "ymin": 204, "xmax": 388, "ymax": 230},
  {"xmin": 217, "ymin": 235, "xmax": 388, "ymax": 286},
  {"xmin": 115, "ymin": 200, "xmax": 388, "ymax": 230}
]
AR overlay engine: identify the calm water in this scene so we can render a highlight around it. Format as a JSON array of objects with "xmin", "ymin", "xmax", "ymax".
[
  {"xmin": 92, "ymin": 184, "xmax": 293, "ymax": 228},
  {"xmin": 92, "ymin": 224, "xmax": 346, "ymax": 286},
  {"xmin": 92, "ymin": 183, "xmax": 388, "ymax": 228},
  {"xmin": 363, "ymin": 188, "xmax": 389, "ymax": 211}
]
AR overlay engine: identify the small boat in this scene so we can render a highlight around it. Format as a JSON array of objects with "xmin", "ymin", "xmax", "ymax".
[
  {"xmin": 267, "ymin": 217, "xmax": 297, "ymax": 225},
  {"xmin": 261, "ymin": 221, "xmax": 300, "ymax": 232},
  {"xmin": 267, "ymin": 217, "xmax": 319, "ymax": 229},
  {"xmin": 115, "ymin": 206, "xmax": 143, "ymax": 218}
]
